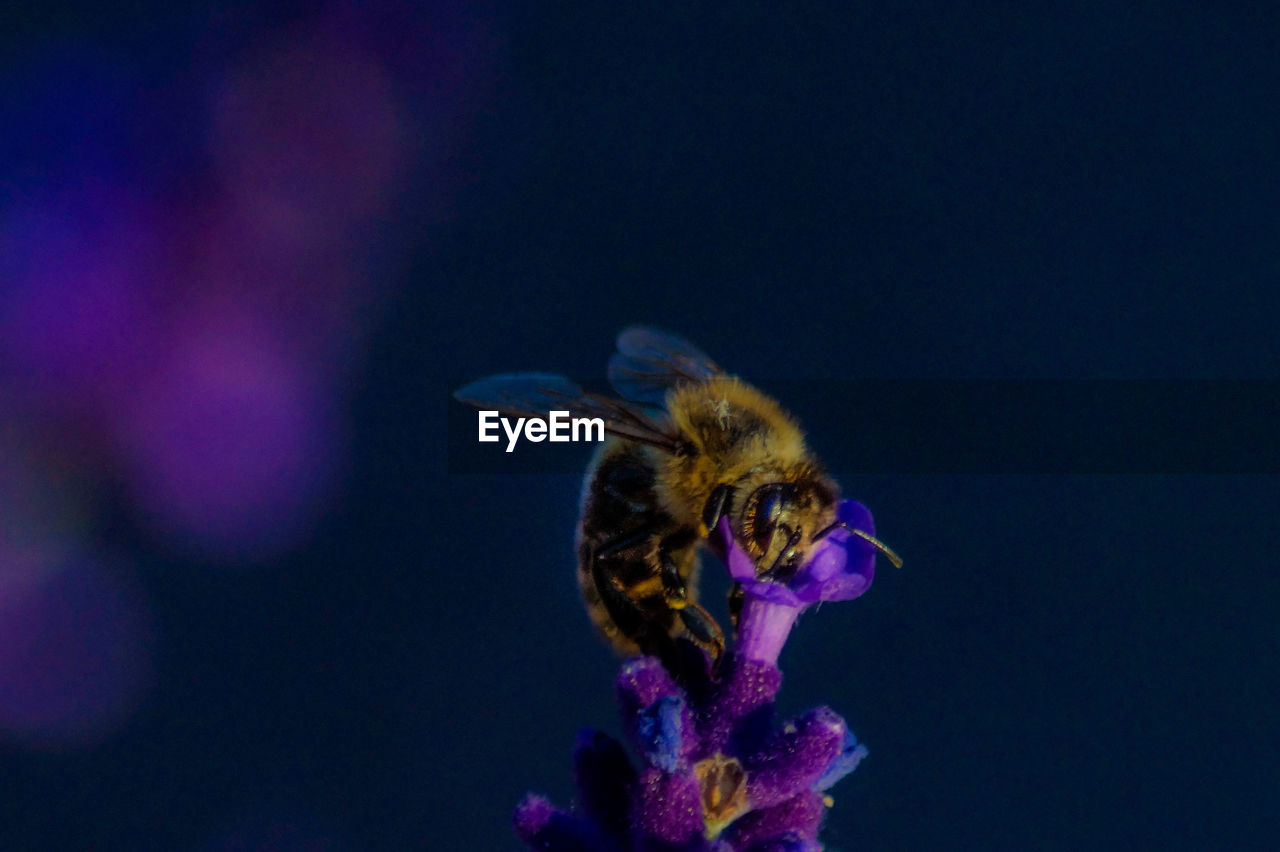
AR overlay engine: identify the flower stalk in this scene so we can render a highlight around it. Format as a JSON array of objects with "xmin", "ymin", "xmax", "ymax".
[{"xmin": 514, "ymin": 500, "xmax": 887, "ymax": 851}]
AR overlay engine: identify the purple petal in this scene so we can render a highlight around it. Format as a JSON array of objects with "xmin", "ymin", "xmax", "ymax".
[
  {"xmin": 787, "ymin": 535, "xmax": 874, "ymax": 604},
  {"xmin": 836, "ymin": 497, "xmax": 875, "ymax": 534},
  {"xmin": 735, "ymin": 599, "xmax": 802, "ymax": 667},
  {"xmin": 814, "ymin": 725, "xmax": 868, "ymax": 792},
  {"xmin": 790, "ymin": 500, "xmax": 877, "ymax": 604},
  {"xmin": 636, "ymin": 696, "xmax": 686, "ymax": 772},
  {"xmin": 717, "ymin": 518, "xmax": 803, "ymax": 607},
  {"xmin": 717, "ymin": 501, "xmax": 877, "ymax": 606}
]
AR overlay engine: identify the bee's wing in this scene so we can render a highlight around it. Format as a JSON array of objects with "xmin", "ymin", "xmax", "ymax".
[
  {"xmin": 453, "ymin": 372, "xmax": 686, "ymax": 453},
  {"xmin": 607, "ymin": 326, "xmax": 723, "ymax": 405}
]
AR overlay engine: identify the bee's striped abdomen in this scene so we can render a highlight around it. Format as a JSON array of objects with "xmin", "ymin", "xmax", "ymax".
[{"xmin": 576, "ymin": 439, "xmax": 700, "ymax": 656}]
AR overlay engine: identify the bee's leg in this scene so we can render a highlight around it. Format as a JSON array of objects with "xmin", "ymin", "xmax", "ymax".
[
  {"xmin": 590, "ymin": 525, "xmax": 668, "ymax": 648},
  {"xmin": 594, "ymin": 528, "xmax": 651, "ymax": 559},
  {"xmin": 676, "ymin": 600, "xmax": 724, "ymax": 661},
  {"xmin": 659, "ymin": 550, "xmax": 724, "ymax": 661},
  {"xmin": 658, "ymin": 551, "xmax": 691, "ymax": 609},
  {"xmin": 655, "ymin": 527, "xmax": 698, "ymax": 605}
]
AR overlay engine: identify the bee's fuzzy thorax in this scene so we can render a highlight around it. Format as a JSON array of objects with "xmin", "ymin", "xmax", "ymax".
[{"xmin": 657, "ymin": 376, "xmax": 815, "ymax": 525}]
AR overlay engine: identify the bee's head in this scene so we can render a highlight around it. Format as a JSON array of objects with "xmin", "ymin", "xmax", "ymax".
[{"xmin": 736, "ymin": 478, "xmax": 837, "ymax": 581}]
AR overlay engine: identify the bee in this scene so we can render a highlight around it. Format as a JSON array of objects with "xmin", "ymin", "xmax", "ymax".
[{"xmin": 453, "ymin": 327, "xmax": 900, "ymax": 665}]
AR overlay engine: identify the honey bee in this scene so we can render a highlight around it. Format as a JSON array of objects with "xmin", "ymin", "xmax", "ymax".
[{"xmin": 453, "ymin": 327, "xmax": 900, "ymax": 665}]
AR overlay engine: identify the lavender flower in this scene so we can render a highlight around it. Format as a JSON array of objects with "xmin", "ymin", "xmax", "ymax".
[
  {"xmin": 515, "ymin": 500, "xmax": 883, "ymax": 851},
  {"xmin": 727, "ymin": 500, "xmax": 879, "ymax": 668}
]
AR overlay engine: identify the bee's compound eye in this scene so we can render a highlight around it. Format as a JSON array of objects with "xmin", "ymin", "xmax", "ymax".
[{"xmin": 748, "ymin": 484, "xmax": 787, "ymax": 551}]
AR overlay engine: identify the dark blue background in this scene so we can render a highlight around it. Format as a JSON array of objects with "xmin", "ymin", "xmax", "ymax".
[{"xmin": 3, "ymin": 2, "xmax": 1278, "ymax": 849}]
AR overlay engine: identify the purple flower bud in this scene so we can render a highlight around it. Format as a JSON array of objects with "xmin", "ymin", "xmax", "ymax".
[
  {"xmin": 620, "ymin": 658, "xmax": 702, "ymax": 768},
  {"xmin": 517, "ymin": 650, "xmax": 870, "ymax": 852},
  {"xmin": 741, "ymin": 833, "xmax": 823, "ymax": 852},
  {"xmin": 702, "ymin": 655, "xmax": 782, "ymax": 754},
  {"xmin": 514, "ymin": 495, "xmax": 892, "ymax": 850},
  {"xmin": 633, "ymin": 766, "xmax": 703, "ymax": 845},
  {"xmin": 724, "ymin": 792, "xmax": 826, "ymax": 850},
  {"xmin": 814, "ymin": 725, "xmax": 868, "ymax": 793},
  {"xmin": 618, "ymin": 657, "xmax": 683, "ymax": 719},
  {"xmin": 573, "ymin": 729, "xmax": 635, "ymax": 835},
  {"xmin": 513, "ymin": 794, "xmax": 616, "ymax": 851},
  {"xmin": 636, "ymin": 696, "xmax": 687, "ymax": 772},
  {"xmin": 746, "ymin": 708, "xmax": 846, "ymax": 810}
]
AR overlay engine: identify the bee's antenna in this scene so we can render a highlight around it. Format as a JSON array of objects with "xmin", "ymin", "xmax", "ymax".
[
  {"xmin": 813, "ymin": 522, "xmax": 904, "ymax": 569},
  {"xmin": 849, "ymin": 527, "xmax": 903, "ymax": 569}
]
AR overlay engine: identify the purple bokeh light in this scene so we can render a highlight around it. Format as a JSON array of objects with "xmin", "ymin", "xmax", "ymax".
[
  {"xmin": 0, "ymin": 553, "xmax": 153, "ymax": 750},
  {"xmin": 0, "ymin": 4, "xmax": 498, "ymax": 566},
  {"xmin": 109, "ymin": 314, "xmax": 343, "ymax": 561},
  {"xmin": 210, "ymin": 24, "xmax": 408, "ymax": 232},
  {"xmin": 0, "ymin": 182, "xmax": 159, "ymax": 410}
]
